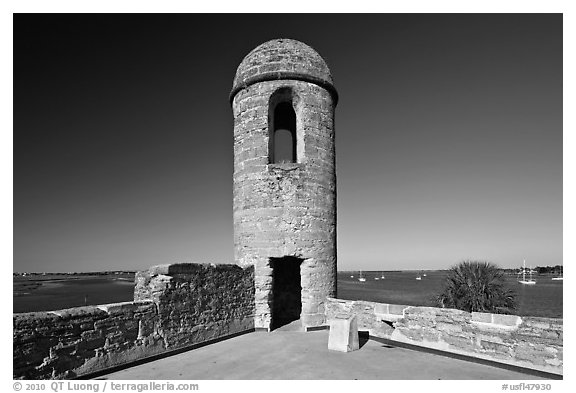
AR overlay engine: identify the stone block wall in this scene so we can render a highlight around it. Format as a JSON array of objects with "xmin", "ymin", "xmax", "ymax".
[
  {"xmin": 231, "ymin": 39, "xmax": 338, "ymax": 330},
  {"xmin": 13, "ymin": 263, "xmax": 254, "ymax": 379},
  {"xmin": 134, "ymin": 263, "xmax": 255, "ymax": 348},
  {"xmin": 325, "ymin": 298, "xmax": 563, "ymax": 375},
  {"xmin": 233, "ymin": 79, "xmax": 337, "ymax": 329},
  {"xmin": 13, "ymin": 302, "xmax": 160, "ymax": 379}
]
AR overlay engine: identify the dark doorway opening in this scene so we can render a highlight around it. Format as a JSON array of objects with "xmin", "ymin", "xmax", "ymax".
[{"xmin": 270, "ymin": 256, "xmax": 302, "ymax": 330}]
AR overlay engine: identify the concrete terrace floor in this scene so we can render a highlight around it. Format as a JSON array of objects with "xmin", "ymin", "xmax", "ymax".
[{"xmin": 99, "ymin": 329, "xmax": 547, "ymax": 380}]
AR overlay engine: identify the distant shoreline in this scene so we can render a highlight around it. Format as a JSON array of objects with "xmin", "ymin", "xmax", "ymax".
[
  {"xmin": 13, "ymin": 271, "xmax": 136, "ymax": 276},
  {"xmin": 13, "ymin": 270, "xmax": 562, "ymax": 318}
]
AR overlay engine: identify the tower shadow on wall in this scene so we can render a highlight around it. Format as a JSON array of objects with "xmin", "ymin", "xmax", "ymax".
[{"xmin": 270, "ymin": 256, "xmax": 303, "ymax": 331}]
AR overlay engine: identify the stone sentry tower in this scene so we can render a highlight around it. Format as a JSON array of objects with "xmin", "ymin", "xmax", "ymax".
[{"xmin": 230, "ymin": 39, "xmax": 338, "ymax": 330}]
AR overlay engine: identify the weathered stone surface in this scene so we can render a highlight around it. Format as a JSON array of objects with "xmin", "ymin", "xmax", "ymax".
[
  {"xmin": 388, "ymin": 304, "xmax": 409, "ymax": 315},
  {"xmin": 50, "ymin": 306, "xmax": 107, "ymax": 319},
  {"xmin": 326, "ymin": 298, "xmax": 395, "ymax": 338},
  {"xmin": 480, "ymin": 339, "xmax": 512, "ymax": 354},
  {"xmin": 492, "ymin": 314, "xmax": 522, "ymax": 327},
  {"xmin": 14, "ymin": 263, "xmax": 255, "ymax": 380},
  {"xmin": 134, "ymin": 263, "xmax": 254, "ymax": 350},
  {"xmin": 97, "ymin": 301, "xmax": 152, "ymax": 315},
  {"xmin": 325, "ymin": 298, "xmax": 562, "ymax": 375},
  {"xmin": 471, "ymin": 311, "xmax": 492, "ymax": 323},
  {"xmin": 232, "ymin": 39, "xmax": 337, "ymax": 330},
  {"xmin": 328, "ymin": 315, "xmax": 359, "ymax": 352},
  {"xmin": 374, "ymin": 303, "xmax": 389, "ymax": 315},
  {"xmin": 231, "ymin": 38, "xmax": 336, "ymax": 104}
]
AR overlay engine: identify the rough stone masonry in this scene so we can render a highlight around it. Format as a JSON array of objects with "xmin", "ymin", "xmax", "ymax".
[
  {"xmin": 230, "ymin": 39, "xmax": 338, "ymax": 330},
  {"xmin": 13, "ymin": 263, "xmax": 254, "ymax": 379}
]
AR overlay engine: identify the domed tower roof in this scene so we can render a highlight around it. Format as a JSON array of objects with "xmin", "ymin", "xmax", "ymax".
[{"xmin": 230, "ymin": 38, "xmax": 338, "ymax": 104}]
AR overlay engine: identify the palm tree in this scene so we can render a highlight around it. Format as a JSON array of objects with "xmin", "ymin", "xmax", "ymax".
[{"xmin": 436, "ymin": 261, "xmax": 516, "ymax": 314}]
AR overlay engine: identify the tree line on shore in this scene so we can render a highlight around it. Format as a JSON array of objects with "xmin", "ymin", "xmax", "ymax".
[{"xmin": 501, "ymin": 265, "xmax": 563, "ymax": 275}]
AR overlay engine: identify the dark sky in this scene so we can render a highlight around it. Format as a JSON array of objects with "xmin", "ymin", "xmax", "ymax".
[{"xmin": 13, "ymin": 14, "xmax": 562, "ymax": 272}]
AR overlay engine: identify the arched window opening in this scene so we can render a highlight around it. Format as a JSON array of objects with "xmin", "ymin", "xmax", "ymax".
[{"xmin": 271, "ymin": 101, "xmax": 296, "ymax": 164}]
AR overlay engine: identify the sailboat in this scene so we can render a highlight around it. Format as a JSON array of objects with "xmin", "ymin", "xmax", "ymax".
[
  {"xmin": 518, "ymin": 259, "xmax": 536, "ymax": 285},
  {"xmin": 415, "ymin": 271, "xmax": 422, "ymax": 281},
  {"xmin": 358, "ymin": 270, "xmax": 366, "ymax": 282},
  {"xmin": 381, "ymin": 272, "xmax": 386, "ymax": 280},
  {"xmin": 551, "ymin": 266, "xmax": 563, "ymax": 281}
]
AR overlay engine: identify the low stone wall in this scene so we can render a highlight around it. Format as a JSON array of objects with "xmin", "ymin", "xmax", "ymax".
[
  {"xmin": 13, "ymin": 263, "xmax": 254, "ymax": 379},
  {"xmin": 134, "ymin": 263, "xmax": 255, "ymax": 349},
  {"xmin": 325, "ymin": 298, "xmax": 563, "ymax": 375},
  {"xmin": 13, "ymin": 302, "xmax": 160, "ymax": 379}
]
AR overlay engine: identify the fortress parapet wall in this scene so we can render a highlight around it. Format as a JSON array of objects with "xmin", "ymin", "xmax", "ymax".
[
  {"xmin": 134, "ymin": 263, "xmax": 255, "ymax": 349},
  {"xmin": 326, "ymin": 298, "xmax": 563, "ymax": 376},
  {"xmin": 13, "ymin": 263, "xmax": 254, "ymax": 380}
]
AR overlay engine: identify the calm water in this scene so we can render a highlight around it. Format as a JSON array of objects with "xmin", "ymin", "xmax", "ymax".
[
  {"xmin": 13, "ymin": 271, "xmax": 563, "ymax": 318},
  {"xmin": 13, "ymin": 274, "xmax": 136, "ymax": 313},
  {"xmin": 338, "ymin": 271, "xmax": 563, "ymax": 318}
]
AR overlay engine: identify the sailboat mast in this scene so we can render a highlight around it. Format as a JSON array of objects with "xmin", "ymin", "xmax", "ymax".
[{"xmin": 523, "ymin": 259, "xmax": 526, "ymax": 281}]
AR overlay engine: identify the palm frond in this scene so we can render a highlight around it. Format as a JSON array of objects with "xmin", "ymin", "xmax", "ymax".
[{"xmin": 436, "ymin": 260, "xmax": 516, "ymax": 314}]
